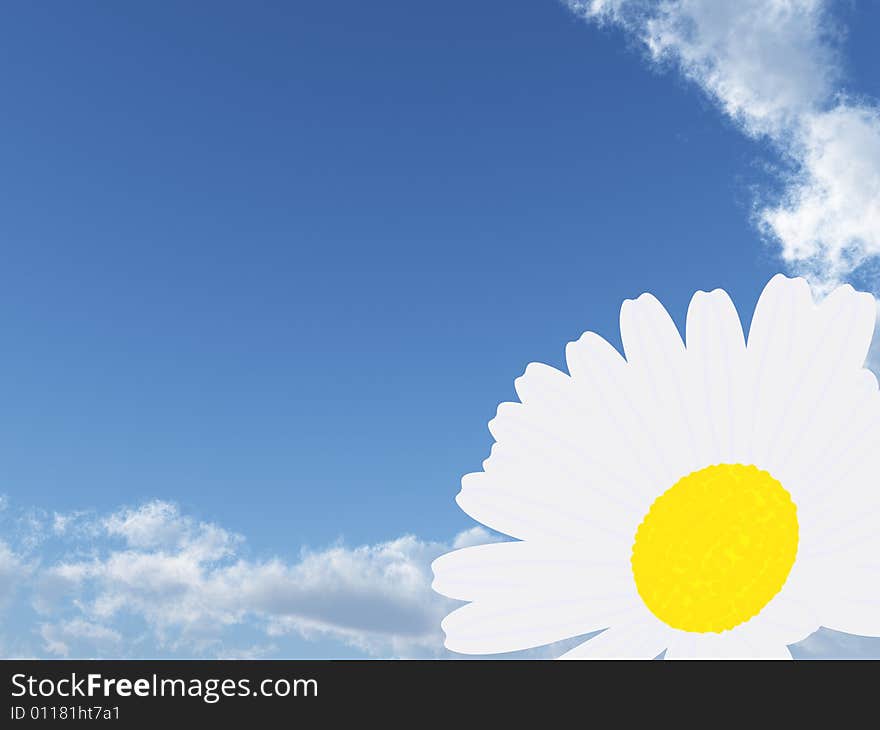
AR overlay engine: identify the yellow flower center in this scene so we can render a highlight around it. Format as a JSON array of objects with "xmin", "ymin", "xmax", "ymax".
[{"xmin": 631, "ymin": 463, "xmax": 798, "ymax": 633}]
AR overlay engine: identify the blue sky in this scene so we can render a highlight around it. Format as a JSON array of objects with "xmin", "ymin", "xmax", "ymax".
[{"xmin": 1, "ymin": 0, "xmax": 880, "ymax": 658}]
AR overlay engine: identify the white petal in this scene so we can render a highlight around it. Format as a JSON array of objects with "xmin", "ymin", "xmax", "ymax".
[
  {"xmin": 513, "ymin": 360, "xmax": 572, "ymax": 402},
  {"xmin": 814, "ymin": 283, "xmax": 876, "ymax": 370},
  {"xmin": 459, "ymin": 353, "xmax": 654, "ymax": 542},
  {"xmin": 799, "ymin": 543, "xmax": 880, "ymax": 637},
  {"xmin": 820, "ymin": 595, "xmax": 880, "ymax": 638},
  {"xmin": 565, "ymin": 330, "xmax": 626, "ymax": 382},
  {"xmin": 758, "ymin": 281, "xmax": 876, "ymax": 480},
  {"xmin": 799, "ymin": 464, "xmax": 880, "ymax": 557},
  {"xmin": 431, "ymin": 541, "xmax": 629, "ymax": 603},
  {"xmin": 684, "ymin": 288, "xmax": 749, "ymax": 465},
  {"xmin": 490, "ymin": 374, "xmax": 647, "ymax": 516},
  {"xmin": 441, "ymin": 594, "xmax": 639, "ymax": 655},
  {"xmin": 665, "ymin": 633, "xmax": 792, "ymax": 659},
  {"xmin": 779, "ymin": 369, "xmax": 880, "ymax": 512},
  {"xmin": 745, "ymin": 275, "xmax": 816, "ymax": 469},
  {"xmin": 782, "ymin": 362, "xmax": 880, "ymax": 638},
  {"xmin": 456, "ymin": 469, "xmax": 636, "ymax": 549},
  {"xmin": 564, "ymin": 332, "xmax": 667, "ymax": 503},
  {"xmin": 619, "ymin": 292, "xmax": 702, "ymax": 484},
  {"xmin": 620, "ymin": 293, "xmax": 686, "ymax": 367},
  {"xmin": 746, "ymin": 274, "xmax": 815, "ymax": 359},
  {"xmin": 745, "ymin": 275, "xmax": 878, "ymax": 480},
  {"xmin": 559, "ymin": 623, "xmax": 668, "ymax": 659},
  {"xmin": 741, "ymin": 642, "xmax": 793, "ymax": 659}
]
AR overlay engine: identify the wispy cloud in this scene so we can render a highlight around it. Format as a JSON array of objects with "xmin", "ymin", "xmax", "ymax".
[
  {"xmin": 566, "ymin": 0, "xmax": 880, "ymax": 294},
  {"xmin": 39, "ymin": 619, "xmax": 123, "ymax": 659},
  {"xmin": 0, "ymin": 540, "xmax": 30, "ymax": 606}
]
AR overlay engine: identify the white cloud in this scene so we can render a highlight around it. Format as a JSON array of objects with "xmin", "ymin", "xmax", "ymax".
[
  {"xmin": 565, "ymin": 0, "xmax": 880, "ymax": 294},
  {"xmin": 761, "ymin": 105, "xmax": 880, "ymax": 288},
  {"xmin": 51, "ymin": 509, "xmax": 97, "ymax": 538},
  {"xmin": 103, "ymin": 501, "xmax": 239, "ymax": 559},
  {"xmin": 13, "ymin": 500, "xmax": 503, "ymax": 657},
  {"xmin": 575, "ymin": 0, "xmax": 836, "ymax": 134},
  {"xmin": 452, "ymin": 525, "xmax": 495, "ymax": 549},
  {"xmin": 252, "ymin": 536, "xmax": 454, "ymax": 656},
  {"xmin": 215, "ymin": 643, "xmax": 279, "ymax": 660},
  {"xmin": 0, "ymin": 541, "xmax": 29, "ymax": 605},
  {"xmin": 40, "ymin": 619, "xmax": 123, "ymax": 658}
]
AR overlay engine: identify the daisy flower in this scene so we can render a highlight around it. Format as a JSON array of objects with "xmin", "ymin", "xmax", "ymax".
[{"xmin": 432, "ymin": 275, "xmax": 880, "ymax": 659}]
